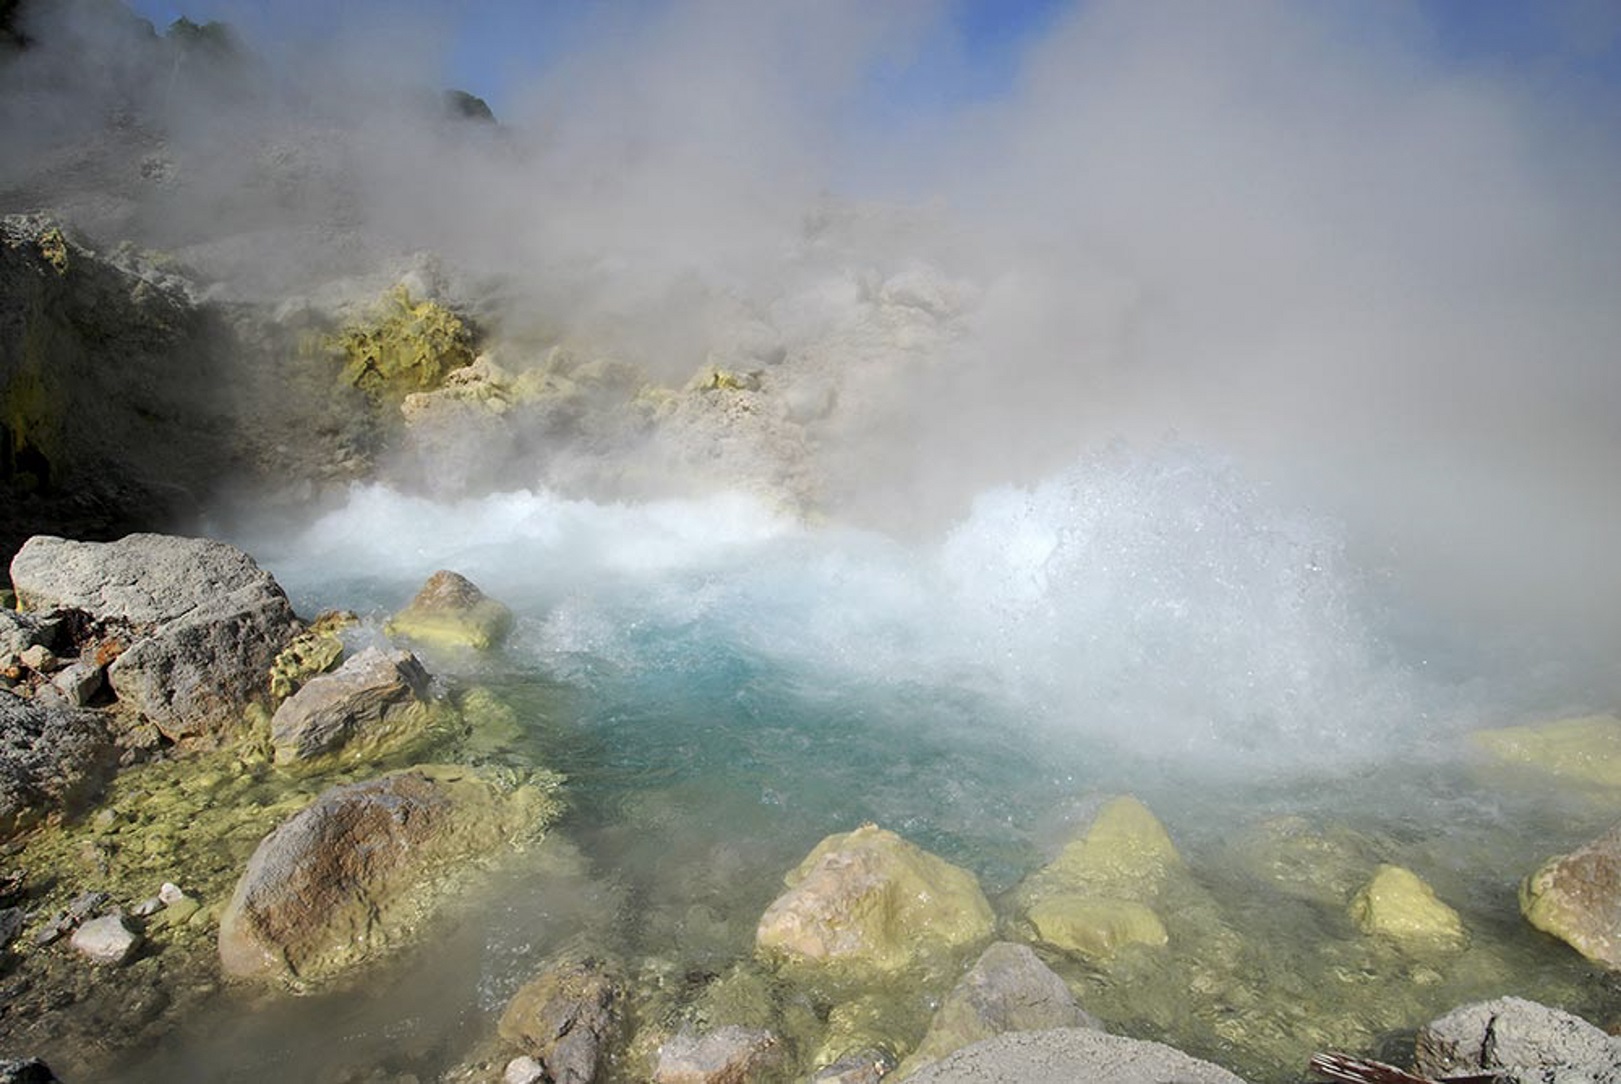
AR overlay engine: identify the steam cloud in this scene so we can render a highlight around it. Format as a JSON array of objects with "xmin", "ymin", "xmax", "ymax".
[{"xmin": 4, "ymin": 0, "xmax": 1620, "ymax": 688}]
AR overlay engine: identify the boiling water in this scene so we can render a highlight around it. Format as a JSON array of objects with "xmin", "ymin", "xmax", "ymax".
[{"xmin": 123, "ymin": 446, "xmax": 1618, "ymax": 1082}]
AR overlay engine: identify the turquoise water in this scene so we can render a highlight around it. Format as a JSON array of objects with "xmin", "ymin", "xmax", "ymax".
[{"xmin": 121, "ymin": 447, "xmax": 1617, "ymax": 1082}]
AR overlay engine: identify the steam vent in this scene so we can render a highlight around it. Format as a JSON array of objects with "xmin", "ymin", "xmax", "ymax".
[{"xmin": 3, "ymin": 2, "xmax": 1621, "ymax": 1082}]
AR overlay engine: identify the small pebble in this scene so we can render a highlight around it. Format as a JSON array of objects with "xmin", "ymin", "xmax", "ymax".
[
  {"xmin": 130, "ymin": 897, "xmax": 164, "ymax": 918},
  {"xmin": 503, "ymin": 1056, "xmax": 545, "ymax": 1084},
  {"xmin": 158, "ymin": 882, "xmax": 187, "ymax": 905}
]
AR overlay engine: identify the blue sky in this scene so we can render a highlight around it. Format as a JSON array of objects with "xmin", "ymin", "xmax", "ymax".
[{"xmin": 120, "ymin": 0, "xmax": 1621, "ymax": 123}]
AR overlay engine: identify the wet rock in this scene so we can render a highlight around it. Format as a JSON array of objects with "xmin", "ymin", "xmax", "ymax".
[
  {"xmin": 1521, "ymin": 824, "xmax": 1621, "ymax": 967},
  {"xmin": 1414, "ymin": 997, "xmax": 1621, "ymax": 1083},
  {"xmin": 217, "ymin": 765, "xmax": 557, "ymax": 984},
  {"xmin": 0, "ymin": 1059, "xmax": 60, "ymax": 1084},
  {"xmin": 1348, "ymin": 864, "xmax": 1466, "ymax": 950},
  {"xmin": 498, "ymin": 955, "xmax": 620, "ymax": 1084},
  {"xmin": 69, "ymin": 913, "xmax": 141, "ymax": 965},
  {"xmin": 385, "ymin": 570, "xmax": 513, "ymax": 651},
  {"xmin": 653, "ymin": 1026, "xmax": 784, "ymax": 1084},
  {"xmin": 898, "ymin": 942, "xmax": 1098, "ymax": 1076},
  {"xmin": 755, "ymin": 824, "xmax": 994, "ymax": 974},
  {"xmin": 269, "ymin": 646, "xmax": 433, "ymax": 765},
  {"xmin": 9, "ymin": 534, "xmax": 299, "ymax": 744},
  {"xmin": 268, "ymin": 626, "xmax": 346, "ymax": 701},
  {"xmin": 903, "ymin": 1027, "xmax": 1247, "ymax": 1084},
  {"xmin": 0, "ymin": 688, "xmax": 116, "ymax": 842},
  {"xmin": 1014, "ymin": 795, "xmax": 1181, "ymax": 961},
  {"xmin": 1472, "ymin": 714, "xmax": 1621, "ymax": 788},
  {"xmin": 810, "ymin": 1049, "xmax": 896, "ymax": 1084}
]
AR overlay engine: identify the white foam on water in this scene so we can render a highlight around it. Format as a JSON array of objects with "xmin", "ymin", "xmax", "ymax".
[{"xmin": 258, "ymin": 444, "xmax": 1454, "ymax": 773}]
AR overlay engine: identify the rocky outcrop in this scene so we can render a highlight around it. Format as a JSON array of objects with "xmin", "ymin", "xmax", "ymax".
[
  {"xmin": 1348, "ymin": 865, "xmax": 1466, "ymax": 950},
  {"xmin": 896, "ymin": 942, "xmax": 1098, "ymax": 1077},
  {"xmin": 1520, "ymin": 824, "xmax": 1621, "ymax": 968},
  {"xmin": 902, "ymin": 1027, "xmax": 1247, "ymax": 1084},
  {"xmin": 386, "ymin": 569, "xmax": 513, "ymax": 651},
  {"xmin": 652, "ymin": 1026, "xmax": 784, "ymax": 1084},
  {"xmin": 1414, "ymin": 997, "xmax": 1621, "ymax": 1083},
  {"xmin": 755, "ymin": 824, "xmax": 993, "ymax": 974},
  {"xmin": 499, "ymin": 954, "xmax": 622, "ymax": 1084},
  {"xmin": 0, "ymin": 688, "xmax": 115, "ymax": 841},
  {"xmin": 1013, "ymin": 795, "xmax": 1180, "ymax": 960},
  {"xmin": 9, "ymin": 533, "xmax": 298, "ymax": 743},
  {"xmin": 269, "ymin": 646, "xmax": 434, "ymax": 765},
  {"xmin": 217, "ymin": 765, "xmax": 559, "ymax": 984}
]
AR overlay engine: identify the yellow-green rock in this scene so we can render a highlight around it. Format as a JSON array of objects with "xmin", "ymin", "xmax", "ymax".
[
  {"xmin": 1349, "ymin": 865, "xmax": 1466, "ymax": 950},
  {"xmin": 755, "ymin": 824, "xmax": 993, "ymax": 974},
  {"xmin": 1025, "ymin": 897, "xmax": 1169, "ymax": 960},
  {"xmin": 386, "ymin": 569, "xmax": 513, "ymax": 651},
  {"xmin": 331, "ymin": 285, "xmax": 475, "ymax": 404},
  {"xmin": 268, "ymin": 628, "xmax": 345, "ymax": 701},
  {"xmin": 1472, "ymin": 715, "xmax": 1621, "ymax": 788},
  {"xmin": 1520, "ymin": 825, "xmax": 1621, "ymax": 969}
]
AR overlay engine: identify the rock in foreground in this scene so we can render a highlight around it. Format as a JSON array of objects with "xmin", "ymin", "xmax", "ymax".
[
  {"xmin": 218, "ymin": 765, "xmax": 557, "ymax": 984},
  {"xmin": 1521, "ymin": 824, "xmax": 1621, "ymax": 968},
  {"xmin": 903, "ymin": 1027, "xmax": 1247, "ymax": 1084},
  {"xmin": 0, "ymin": 688, "xmax": 115, "ymax": 841},
  {"xmin": 755, "ymin": 824, "xmax": 993, "ymax": 974},
  {"xmin": 499, "ymin": 954, "xmax": 622, "ymax": 1084},
  {"xmin": 1415, "ymin": 997, "xmax": 1621, "ymax": 1083},
  {"xmin": 10, "ymin": 534, "xmax": 298, "ymax": 743},
  {"xmin": 269, "ymin": 646, "xmax": 434, "ymax": 765}
]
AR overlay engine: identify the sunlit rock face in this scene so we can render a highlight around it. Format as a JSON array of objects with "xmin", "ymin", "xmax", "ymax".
[
  {"xmin": 1521, "ymin": 827, "xmax": 1621, "ymax": 970},
  {"xmin": 755, "ymin": 824, "xmax": 994, "ymax": 975},
  {"xmin": 269, "ymin": 646, "xmax": 435, "ymax": 766},
  {"xmin": 1347, "ymin": 864, "xmax": 1467, "ymax": 951},
  {"xmin": 217, "ymin": 765, "xmax": 560, "ymax": 985},
  {"xmin": 386, "ymin": 569, "xmax": 513, "ymax": 651}
]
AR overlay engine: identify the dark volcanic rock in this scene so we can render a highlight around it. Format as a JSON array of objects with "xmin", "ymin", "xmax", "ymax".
[
  {"xmin": 0, "ymin": 687, "xmax": 115, "ymax": 841},
  {"xmin": 10, "ymin": 533, "xmax": 298, "ymax": 743}
]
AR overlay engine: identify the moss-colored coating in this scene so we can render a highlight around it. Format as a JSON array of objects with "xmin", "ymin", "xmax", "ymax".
[
  {"xmin": 385, "ymin": 569, "xmax": 513, "ymax": 651},
  {"xmin": 267, "ymin": 628, "xmax": 345, "ymax": 701},
  {"xmin": 1348, "ymin": 865, "xmax": 1467, "ymax": 951},
  {"xmin": 1026, "ymin": 896, "xmax": 1170, "ymax": 960},
  {"xmin": 38, "ymin": 226, "xmax": 69, "ymax": 275},
  {"xmin": 1472, "ymin": 715, "xmax": 1621, "ymax": 788},
  {"xmin": 331, "ymin": 286, "xmax": 475, "ymax": 404}
]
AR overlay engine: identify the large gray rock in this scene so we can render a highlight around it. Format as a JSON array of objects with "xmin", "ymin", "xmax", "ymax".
[
  {"xmin": 1414, "ymin": 997, "xmax": 1621, "ymax": 1084},
  {"xmin": 269, "ymin": 647, "xmax": 431, "ymax": 764},
  {"xmin": 10, "ymin": 533, "xmax": 298, "ymax": 743},
  {"xmin": 897, "ymin": 942, "xmax": 1098, "ymax": 1076},
  {"xmin": 0, "ymin": 688, "xmax": 115, "ymax": 841},
  {"xmin": 903, "ymin": 1028, "xmax": 1247, "ymax": 1084},
  {"xmin": 217, "ymin": 765, "xmax": 554, "ymax": 984}
]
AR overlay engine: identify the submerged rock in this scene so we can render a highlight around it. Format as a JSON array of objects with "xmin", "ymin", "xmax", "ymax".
[
  {"xmin": 386, "ymin": 569, "xmax": 513, "ymax": 650},
  {"xmin": 1472, "ymin": 715, "xmax": 1621, "ymax": 788},
  {"xmin": 1521, "ymin": 824, "xmax": 1621, "ymax": 968},
  {"xmin": 0, "ymin": 688, "xmax": 116, "ymax": 842},
  {"xmin": 1414, "ymin": 997, "xmax": 1621, "ymax": 1083},
  {"xmin": 1014, "ymin": 795, "xmax": 1181, "ymax": 961},
  {"xmin": 755, "ymin": 824, "xmax": 994, "ymax": 974},
  {"xmin": 269, "ymin": 646, "xmax": 434, "ymax": 765},
  {"xmin": 653, "ymin": 1025, "xmax": 784, "ymax": 1084},
  {"xmin": 902, "ymin": 1027, "xmax": 1248, "ymax": 1084},
  {"xmin": 9, "ymin": 534, "xmax": 298, "ymax": 744},
  {"xmin": 499, "ymin": 954, "xmax": 622, "ymax": 1084},
  {"xmin": 217, "ymin": 765, "xmax": 558, "ymax": 984},
  {"xmin": 897, "ymin": 942, "xmax": 1098, "ymax": 1077},
  {"xmin": 1348, "ymin": 865, "xmax": 1466, "ymax": 950}
]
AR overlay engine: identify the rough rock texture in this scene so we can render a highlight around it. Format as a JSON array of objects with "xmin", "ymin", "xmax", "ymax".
[
  {"xmin": 0, "ymin": 688, "xmax": 115, "ymax": 841},
  {"xmin": 903, "ymin": 1027, "xmax": 1248, "ymax": 1084},
  {"xmin": 1349, "ymin": 864, "xmax": 1466, "ymax": 949},
  {"xmin": 10, "ymin": 533, "xmax": 298, "ymax": 742},
  {"xmin": 217, "ymin": 765, "xmax": 555, "ymax": 984},
  {"xmin": 897, "ymin": 942, "xmax": 1098, "ymax": 1076},
  {"xmin": 0, "ymin": 1060, "xmax": 60, "ymax": 1084},
  {"xmin": 1473, "ymin": 715, "xmax": 1621, "ymax": 788},
  {"xmin": 498, "ymin": 955, "xmax": 621, "ymax": 1084},
  {"xmin": 0, "ymin": 609, "xmax": 59, "ymax": 658},
  {"xmin": 1521, "ymin": 825, "xmax": 1621, "ymax": 968},
  {"xmin": 755, "ymin": 824, "xmax": 994, "ymax": 974},
  {"xmin": 385, "ymin": 569, "xmax": 513, "ymax": 650},
  {"xmin": 68, "ymin": 913, "xmax": 142, "ymax": 965},
  {"xmin": 1414, "ymin": 997, "xmax": 1621, "ymax": 1084},
  {"xmin": 1014, "ymin": 795, "xmax": 1182, "ymax": 960},
  {"xmin": 653, "ymin": 1026, "xmax": 784, "ymax": 1084},
  {"xmin": 269, "ymin": 646, "xmax": 432, "ymax": 764}
]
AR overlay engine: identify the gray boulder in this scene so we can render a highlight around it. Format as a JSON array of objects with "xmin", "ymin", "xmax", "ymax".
[
  {"xmin": 903, "ymin": 1028, "xmax": 1247, "ymax": 1084},
  {"xmin": 1415, "ymin": 997, "xmax": 1621, "ymax": 1084},
  {"xmin": 897, "ymin": 942, "xmax": 1098, "ymax": 1076},
  {"xmin": 269, "ymin": 647, "xmax": 432, "ymax": 764},
  {"xmin": 0, "ymin": 688, "xmax": 115, "ymax": 841},
  {"xmin": 10, "ymin": 533, "xmax": 298, "ymax": 743}
]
